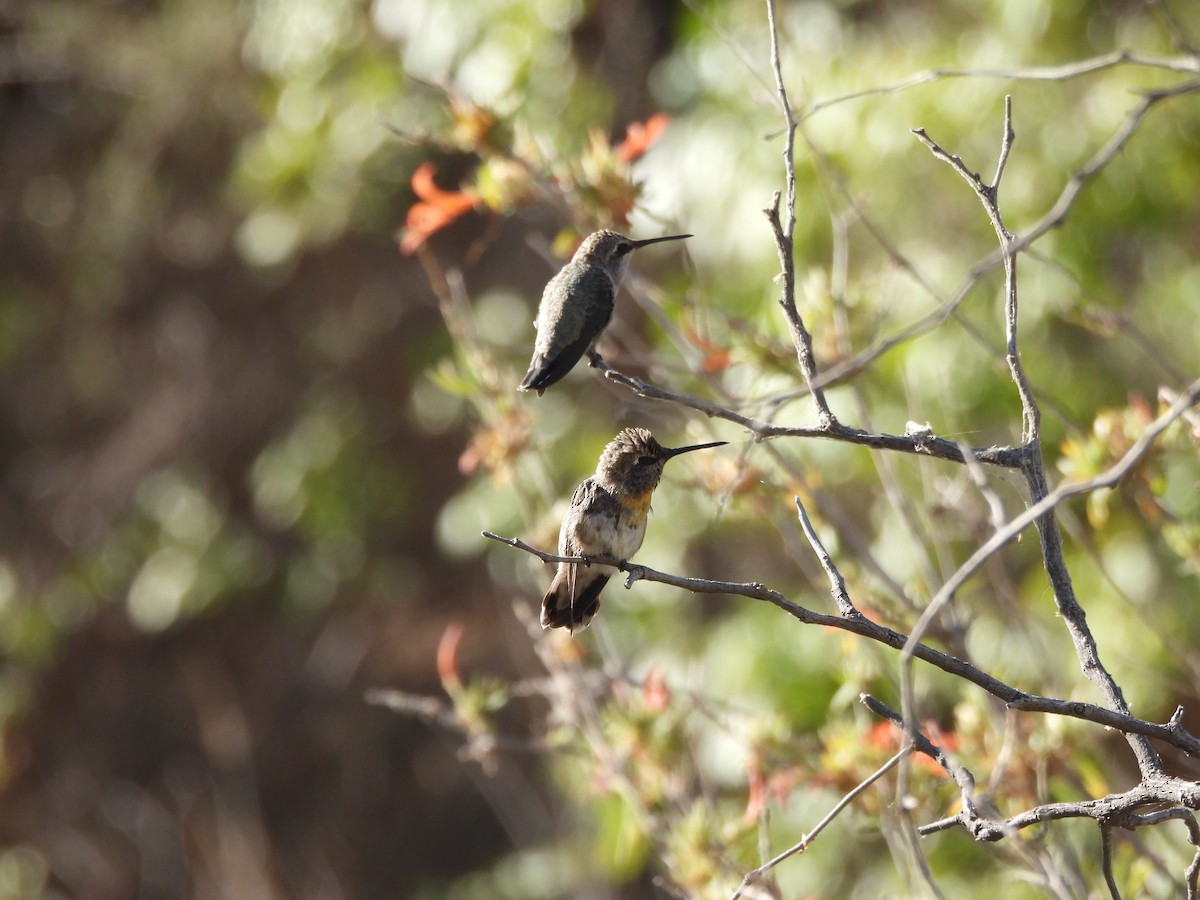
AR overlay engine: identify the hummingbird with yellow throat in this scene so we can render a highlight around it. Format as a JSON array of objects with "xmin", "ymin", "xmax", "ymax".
[
  {"xmin": 519, "ymin": 230, "xmax": 691, "ymax": 395},
  {"xmin": 541, "ymin": 427, "xmax": 725, "ymax": 631}
]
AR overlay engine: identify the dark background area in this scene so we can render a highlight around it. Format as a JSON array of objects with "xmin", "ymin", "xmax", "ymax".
[{"xmin": 0, "ymin": 1, "xmax": 676, "ymax": 896}]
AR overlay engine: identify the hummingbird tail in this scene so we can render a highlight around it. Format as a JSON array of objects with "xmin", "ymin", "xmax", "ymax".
[
  {"xmin": 519, "ymin": 334, "xmax": 594, "ymax": 396},
  {"xmin": 518, "ymin": 360, "xmax": 551, "ymax": 396},
  {"xmin": 541, "ymin": 567, "xmax": 609, "ymax": 631}
]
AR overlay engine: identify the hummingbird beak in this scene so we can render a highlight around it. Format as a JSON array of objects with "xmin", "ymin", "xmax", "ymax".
[
  {"xmin": 661, "ymin": 440, "xmax": 727, "ymax": 460},
  {"xmin": 630, "ymin": 233, "xmax": 692, "ymax": 249}
]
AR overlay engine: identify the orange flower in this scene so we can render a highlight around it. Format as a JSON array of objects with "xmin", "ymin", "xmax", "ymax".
[
  {"xmin": 680, "ymin": 315, "xmax": 732, "ymax": 373},
  {"xmin": 867, "ymin": 719, "xmax": 958, "ymax": 774},
  {"xmin": 616, "ymin": 112, "xmax": 670, "ymax": 163},
  {"xmin": 866, "ymin": 720, "xmax": 894, "ymax": 750},
  {"xmin": 641, "ymin": 667, "xmax": 671, "ymax": 712},
  {"xmin": 399, "ymin": 163, "xmax": 479, "ymax": 255},
  {"xmin": 742, "ymin": 759, "xmax": 765, "ymax": 823},
  {"xmin": 436, "ymin": 621, "xmax": 465, "ymax": 690}
]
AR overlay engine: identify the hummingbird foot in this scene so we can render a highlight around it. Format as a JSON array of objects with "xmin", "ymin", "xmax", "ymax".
[{"xmin": 586, "ymin": 349, "xmax": 605, "ymax": 369}]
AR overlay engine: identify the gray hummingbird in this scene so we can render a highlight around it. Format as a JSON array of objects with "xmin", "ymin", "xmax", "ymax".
[
  {"xmin": 541, "ymin": 427, "xmax": 725, "ymax": 631},
  {"xmin": 519, "ymin": 230, "xmax": 691, "ymax": 395}
]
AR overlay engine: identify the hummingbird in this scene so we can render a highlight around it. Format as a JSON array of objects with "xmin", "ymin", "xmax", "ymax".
[
  {"xmin": 541, "ymin": 427, "xmax": 725, "ymax": 631},
  {"xmin": 519, "ymin": 230, "xmax": 691, "ymax": 395}
]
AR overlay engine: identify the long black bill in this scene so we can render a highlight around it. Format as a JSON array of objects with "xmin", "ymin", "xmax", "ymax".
[
  {"xmin": 662, "ymin": 440, "xmax": 727, "ymax": 460},
  {"xmin": 630, "ymin": 233, "xmax": 692, "ymax": 249}
]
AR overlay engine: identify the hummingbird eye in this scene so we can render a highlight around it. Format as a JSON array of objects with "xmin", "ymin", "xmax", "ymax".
[
  {"xmin": 636, "ymin": 455, "xmax": 655, "ymax": 466},
  {"xmin": 614, "ymin": 242, "xmax": 633, "ymax": 257}
]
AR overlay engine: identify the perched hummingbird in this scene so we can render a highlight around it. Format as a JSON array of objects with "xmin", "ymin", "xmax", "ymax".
[
  {"xmin": 519, "ymin": 230, "xmax": 691, "ymax": 395},
  {"xmin": 541, "ymin": 427, "xmax": 725, "ymax": 631}
]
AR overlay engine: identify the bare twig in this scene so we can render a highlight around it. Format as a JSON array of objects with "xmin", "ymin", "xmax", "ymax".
[
  {"xmin": 792, "ymin": 496, "xmax": 858, "ymax": 618},
  {"xmin": 481, "ymin": 530, "xmax": 598, "ymax": 567},
  {"xmin": 364, "ymin": 688, "xmax": 549, "ymax": 756},
  {"xmin": 730, "ymin": 744, "xmax": 911, "ymax": 899},
  {"xmin": 1008, "ymin": 79, "xmax": 1200, "ymax": 259},
  {"xmin": 957, "ymin": 441, "xmax": 1007, "ymax": 532},
  {"xmin": 1101, "ymin": 825, "xmax": 1122, "ymax": 900},
  {"xmin": 800, "ymin": 51, "xmax": 1200, "ymax": 120},
  {"xmin": 912, "ymin": 96, "xmax": 1038, "ymax": 442},
  {"xmin": 919, "ymin": 781, "xmax": 1200, "ymax": 840},
  {"xmin": 764, "ymin": 0, "xmax": 834, "ymax": 426}
]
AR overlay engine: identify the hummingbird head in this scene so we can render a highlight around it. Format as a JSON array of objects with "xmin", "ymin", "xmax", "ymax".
[
  {"xmin": 596, "ymin": 427, "xmax": 725, "ymax": 498},
  {"xmin": 573, "ymin": 230, "xmax": 691, "ymax": 285}
]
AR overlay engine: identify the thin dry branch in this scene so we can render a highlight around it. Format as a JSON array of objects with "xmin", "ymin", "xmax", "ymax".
[
  {"xmin": 919, "ymin": 779, "xmax": 1200, "ymax": 844},
  {"xmin": 1010, "ymin": 78, "xmax": 1200, "ymax": 258},
  {"xmin": 1102, "ymin": 826, "xmax": 1122, "ymax": 900},
  {"xmin": 792, "ymin": 496, "xmax": 856, "ymax": 618},
  {"xmin": 801, "ymin": 50, "xmax": 1200, "ymax": 120},
  {"xmin": 912, "ymin": 96, "xmax": 1038, "ymax": 441},
  {"xmin": 481, "ymin": 531, "xmax": 1200, "ymax": 757},
  {"xmin": 764, "ymin": 0, "xmax": 833, "ymax": 427},
  {"xmin": 957, "ymin": 441, "xmax": 1008, "ymax": 532},
  {"xmin": 364, "ymin": 688, "xmax": 550, "ymax": 760},
  {"xmin": 589, "ymin": 354, "xmax": 1025, "ymax": 467},
  {"xmin": 730, "ymin": 744, "xmax": 911, "ymax": 900}
]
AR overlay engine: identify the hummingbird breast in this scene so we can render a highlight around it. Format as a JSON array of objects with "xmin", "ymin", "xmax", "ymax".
[{"xmin": 559, "ymin": 477, "xmax": 649, "ymax": 562}]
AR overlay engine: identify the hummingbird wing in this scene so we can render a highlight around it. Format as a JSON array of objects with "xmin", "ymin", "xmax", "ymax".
[
  {"xmin": 519, "ymin": 265, "xmax": 615, "ymax": 395},
  {"xmin": 540, "ymin": 479, "xmax": 613, "ymax": 631}
]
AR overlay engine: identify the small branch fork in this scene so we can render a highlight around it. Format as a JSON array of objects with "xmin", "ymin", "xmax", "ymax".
[
  {"xmin": 912, "ymin": 98, "xmax": 1035, "ymax": 442},
  {"xmin": 764, "ymin": 0, "xmax": 834, "ymax": 429},
  {"xmin": 864, "ymin": 696, "xmax": 1200, "ymax": 900}
]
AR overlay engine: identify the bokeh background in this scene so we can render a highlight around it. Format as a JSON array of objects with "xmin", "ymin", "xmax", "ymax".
[{"xmin": 1, "ymin": 0, "xmax": 1198, "ymax": 897}]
